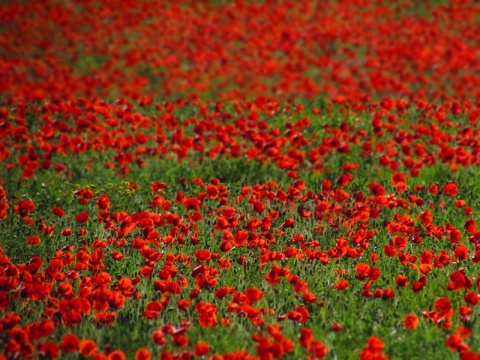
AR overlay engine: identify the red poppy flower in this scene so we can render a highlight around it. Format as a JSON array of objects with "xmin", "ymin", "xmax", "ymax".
[
  {"xmin": 454, "ymin": 246, "xmax": 469, "ymax": 261},
  {"xmin": 218, "ymin": 258, "xmax": 231, "ymax": 269},
  {"xmin": 464, "ymin": 292, "xmax": 479, "ymax": 306},
  {"xmin": 442, "ymin": 182, "xmax": 458, "ymax": 196},
  {"xmin": 282, "ymin": 218, "xmax": 295, "ymax": 228},
  {"xmin": 391, "ymin": 172, "xmax": 406, "ymax": 185},
  {"xmin": 184, "ymin": 197, "xmax": 201, "ymax": 210},
  {"xmin": 232, "ymin": 230, "xmax": 248, "ymax": 246},
  {"xmin": 195, "ymin": 301, "xmax": 218, "ymax": 328},
  {"xmin": 447, "ymin": 269, "xmax": 472, "ymax": 291},
  {"xmin": 287, "ymin": 306, "xmax": 309, "ymax": 323},
  {"xmin": 381, "ymin": 288, "xmax": 395, "ymax": 300},
  {"xmin": 110, "ymin": 251, "xmax": 124, "ymax": 262},
  {"xmin": 52, "ymin": 207, "xmax": 65, "ymax": 217},
  {"xmin": 445, "ymin": 334, "xmax": 467, "ymax": 352},
  {"xmin": 403, "ymin": 314, "xmax": 419, "ymax": 330},
  {"xmin": 135, "ymin": 348, "xmax": 151, "ymax": 360},
  {"xmin": 151, "ymin": 181, "xmax": 166, "ymax": 192},
  {"xmin": 107, "ymin": 350, "xmax": 126, "ymax": 360},
  {"xmin": 39, "ymin": 341, "xmax": 60, "ymax": 358},
  {"xmin": 367, "ymin": 336, "xmax": 384, "ymax": 352},
  {"xmin": 434, "ymin": 297, "xmax": 452, "ymax": 317},
  {"xmin": 331, "ymin": 322, "xmax": 343, "ymax": 332},
  {"xmin": 368, "ymin": 183, "xmax": 385, "ymax": 196},
  {"xmin": 334, "ymin": 279, "xmax": 349, "ymax": 290},
  {"xmin": 79, "ymin": 339, "xmax": 97, "ymax": 357},
  {"xmin": 465, "ymin": 218, "xmax": 476, "ymax": 233},
  {"xmin": 96, "ymin": 194, "xmax": 111, "ymax": 211},
  {"xmin": 75, "ymin": 212, "xmax": 90, "ymax": 224},
  {"xmin": 245, "ymin": 288, "xmax": 264, "ymax": 304},
  {"xmin": 194, "ymin": 249, "xmax": 212, "ymax": 261},
  {"xmin": 61, "ymin": 227, "xmax": 72, "ymax": 236},
  {"xmin": 61, "ymin": 334, "xmax": 80, "ymax": 353},
  {"xmin": 142, "ymin": 301, "xmax": 163, "ymax": 319},
  {"xmin": 194, "ymin": 342, "xmax": 210, "ymax": 357},
  {"xmin": 75, "ymin": 188, "xmax": 94, "ymax": 204},
  {"xmin": 27, "ymin": 235, "xmax": 41, "ymax": 246},
  {"xmin": 14, "ymin": 199, "xmax": 35, "ymax": 216},
  {"xmin": 0, "ymin": 201, "xmax": 9, "ymax": 219},
  {"xmin": 299, "ymin": 327, "xmax": 314, "ymax": 348},
  {"xmin": 215, "ymin": 287, "xmax": 235, "ymax": 299},
  {"xmin": 151, "ymin": 330, "xmax": 165, "ymax": 346},
  {"xmin": 309, "ymin": 340, "xmax": 328, "ymax": 358}
]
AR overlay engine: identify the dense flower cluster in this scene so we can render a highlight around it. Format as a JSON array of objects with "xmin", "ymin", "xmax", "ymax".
[
  {"xmin": 1, "ymin": 97, "xmax": 480, "ymax": 358},
  {"xmin": 1, "ymin": 0, "xmax": 479, "ymax": 101},
  {"xmin": 2, "ymin": 0, "xmax": 480, "ymax": 359}
]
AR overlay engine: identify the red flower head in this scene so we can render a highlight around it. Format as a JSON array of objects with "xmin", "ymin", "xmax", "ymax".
[{"xmin": 442, "ymin": 182, "xmax": 458, "ymax": 197}]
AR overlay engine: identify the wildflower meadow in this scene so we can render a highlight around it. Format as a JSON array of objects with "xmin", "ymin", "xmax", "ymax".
[{"xmin": 1, "ymin": 1, "xmax": 480, "ymax": 359}]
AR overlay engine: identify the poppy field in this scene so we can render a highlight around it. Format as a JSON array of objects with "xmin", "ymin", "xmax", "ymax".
[{"xmin": 1, "ymin": 1, "xmax": 480, "ymax": 359}]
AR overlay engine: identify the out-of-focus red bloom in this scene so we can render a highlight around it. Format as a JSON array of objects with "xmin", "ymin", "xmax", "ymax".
[
  {"xmin": 337, "ymin": 173, "xmax": 353, "ymax": 187},
  {"xmin": 14, "ymin": 200, "xmax": 35, "ymax": 216},
  {"xmin": 454, "ymin": 245, "xmax": 469, "ymax": 261},
  {"xmin": 403, "ymin": 314, "xmax": 419, "ymax": 330},
  {"xmin": 75, "ymin": 188, "xmax": 94, "ymax": 204},
  {"xmin": 299, "ymin": 328, "xmax": 313, "ymax": 348},
  {"xmin": 355, "ymin": 263, "xmax": 370, "ymax": 280},
  {"xmin": 194, "ymin": 342, "xmax": 210, "ymax": 357},
  {"xmin": 107, "ymin": 350, "xmax": 126, "ymax": 360},
  {"xmin": 282, "ymin": 218, "xmax": 295, "ymax": 228},
  {"xmin": 447, "ymin": 269, "xmax": 472, "ymax": 291},
  {"xmin": 464, "ymin": 292, "xmax": 479, "ymax": 307},
  {"xmin": 442, "ymin": 182, "xmax": 458, "ymax": 197},
  {"xmin": 445, "ymin": 334, "xmax": 468, "ymax": 352},
  {"xmin": 151, "ymin": 181, "xmax": 166, "ymax": 192},
  {"xmin": 287, "ymin": 306, "xmax": 309, "ymax": 323},
  {"xmin": 27, "ymin": 235, "xmax": 41, "ymax": 245},
  {"xmin": 331, "ymin": 322, "xmax": 343, "ymax": 332},
  {"xmin": 368, "ymin": 183, "xmax": 385, "ymax": 196},
  {"xmin": 110, "ymin": 251, "xmax": 124, "ymax": 262},
  {"xmin": 418, "ymin": 210, "xmax": 433, "ymax": 226},
  {"xmin": 142, "ymin": 301, "xmax": 163, "ymax": 319},
  {"xmin": 52, "ymin": 207, "xmax": 65, "ymax": 217},
  {"xmin": 151, "ymin": 330, "xmax": 165, "ymax": 346},
  {"xmin": 334, "ymin": 279, "xmax": 349, "ymax": 290},
  {"xmin": 218, "ymin": 257, "xmax": 231, "ymax": 269},
  {"xmin": 298, "ymin": 326, "xmax": 328, "ymax": 357},
  {"xmin": 245, "ymin": 288, "xmax": 264, "ymax": 305},
  {"xmin": 184, "ymin": 197, "xmax": 201, "ymax": 210},
  {"xmin": 39, "ymin": 341, "xmax": 60, "ymax": 358},
  {"xmin": 134, "ymin": 348, "xmax": 151, "ymax": 360},
  {"xmin": 75, "ymin": 212, "xmax": 90, "ymax": 223},
  {"xmin": 391, "ymin": 172, "xmax": 406, "ymax": 185},
  {"xmin": 79, "ymin": 339, "xmax": 97, "ymax": 357},
  {"xmin": 195, "ymin": 301, "xmax": 217, "ymax": 328},
  {"xmin": 359, "ymin": 336, "xmax": 389, "ymax": 360},
  {"xmin": 195, "ymin": 249, "xmax": 212, "ymax": 261},
  {"xmin": 434, "ymin": 297, "xmax": 452, "ymax": 317},
  {"xmin": 310, "ymin": 340, "xmax": 328, "ymax": 358},
  {"xmin": 61, "ymin": 334, "xmax": 80, "ymax": 353},
  {"xmin": 172, "ymin": 333, "xmax": 189, "ymax": 348},
  {"xmin": 0, "ymin": 201, "xmax": 9, "ymax": 219},
  {"xmin": 428, "ymin": 184, "xmax": 438, "ymax": 194},
  {"xmin": 215, "ymin": 286, "xmax": 235, "ymax": 299},
  {"xmin": 96, "ymin": 194, "xmax": 111, "ymax": 211},
  {"xmin": 465, "ymin": 218, "xmax": 476, "ymax": 234},
  {"xmin": 61, "ymin": 227, "xmax": 72, "ymax": 236}
]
